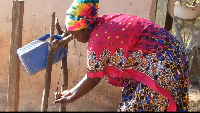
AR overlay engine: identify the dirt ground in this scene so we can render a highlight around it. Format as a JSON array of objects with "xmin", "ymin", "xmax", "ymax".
[
  {"xmin": 0, "ymin": 79, "xmax": 200, "ymax": 111},
  {"xmin": 189, "ymin": 83, "xmax": 200, "ymax": 112}
]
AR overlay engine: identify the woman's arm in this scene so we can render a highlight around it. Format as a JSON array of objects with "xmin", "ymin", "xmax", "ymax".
[{"xmin": 53, "ymin": 74, "xmax": 101, "ymax": 104}]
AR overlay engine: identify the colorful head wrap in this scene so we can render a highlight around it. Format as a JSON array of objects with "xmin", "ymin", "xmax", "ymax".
[{"xmin": 65, "ymin": 0, "xmax": 99, "ymax": 31}]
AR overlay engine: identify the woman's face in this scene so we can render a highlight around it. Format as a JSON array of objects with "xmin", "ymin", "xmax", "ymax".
[{"xmin": 69, "ymin": 28, "xmax": 92, "ymax": 43}]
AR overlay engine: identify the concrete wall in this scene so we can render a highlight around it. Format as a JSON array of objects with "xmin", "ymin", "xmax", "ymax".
[{"xmin": 0, "ymin": 0, "xmax": 155, "ymax": 111}]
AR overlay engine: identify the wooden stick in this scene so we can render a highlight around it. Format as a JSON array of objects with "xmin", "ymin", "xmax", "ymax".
[
  {"xmin": 59, "ymin": 53, "xmax": 68, "ymax": 112},
  {"xmin": 41, "ymin": 12, "xmax": 55, "ymax": 112},
  {"xmin": 55, "ymin": 18, "xmax": 69, "ymax": 112},
  {"xmin": 55, "ymin": 17, "xmax": 63, "ymax": 35},
  {"xmin": 7, "ymin": 0, "xmax": 24, "ymax": 111}
]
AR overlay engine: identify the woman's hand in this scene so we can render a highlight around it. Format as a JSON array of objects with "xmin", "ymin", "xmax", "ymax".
[
  {"xmin": 53, "ymin": 90, "xmax": 73, "ymax": 104},
  {"xmin": 53, "ymin": 75, "xmax": 101, "ymax": 105}
]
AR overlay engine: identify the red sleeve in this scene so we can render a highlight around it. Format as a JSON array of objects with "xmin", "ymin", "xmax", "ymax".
[{"xmin": 87, "ymin": 71, "xmax": 104, "ymax": 78}]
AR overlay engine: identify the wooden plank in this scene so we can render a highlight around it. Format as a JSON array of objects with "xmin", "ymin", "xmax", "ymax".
[
  {"xmin": 41, "ymin": 12, "xmax": 55, "ymax": 112},
  {"xmin": 7, "ymin": 0, "xmax": 24, "ymax": 111}
]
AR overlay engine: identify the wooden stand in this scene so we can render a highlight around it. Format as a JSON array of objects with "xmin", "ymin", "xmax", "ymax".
[
  {"xmin": 7, "ymin": 1, "xmax": 68, "ymax": 111},
  {"xmin": 41, "ymin": 13, "xmax": 69, "ymax": 112}
]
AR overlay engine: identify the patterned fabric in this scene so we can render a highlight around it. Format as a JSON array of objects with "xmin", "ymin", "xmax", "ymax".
[
  {"xmin": 117, "ymin": 77, "xmax": 170, "ymax": 112},
  {"xmin": 87, "ymin": 14, "xmax": 189, "ymax": 112},
  {"xmin": 65, "ymin": 0, "xmax": 99, "ymax": 31}
]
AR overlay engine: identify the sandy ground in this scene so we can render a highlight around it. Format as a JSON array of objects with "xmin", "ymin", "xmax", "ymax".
[
  {"xmin": 189, "ymin": 83, "xmax": 200, "ymax": 112},
  {"xmin": 0, "ymin": 80, "xmax": 199, "ymax": 111},
  {"xmin": 189, "ymin": 83, "xmax": 200, "ymax": 102}
]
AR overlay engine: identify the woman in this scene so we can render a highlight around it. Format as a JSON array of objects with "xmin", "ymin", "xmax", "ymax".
[{"xmin": 53, "ymin": 0, "xmax": 189, "ymax": 112}]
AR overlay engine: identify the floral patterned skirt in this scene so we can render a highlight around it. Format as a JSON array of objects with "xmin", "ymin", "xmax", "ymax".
[{"xmin": 117, "ymin": 77, "xmax": 170, "ymax": 112}]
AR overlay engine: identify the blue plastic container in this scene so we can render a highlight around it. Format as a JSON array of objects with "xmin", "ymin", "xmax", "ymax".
[{"xmin": 17, "ymin": 34, "xmax": 67, "ymax": 75}]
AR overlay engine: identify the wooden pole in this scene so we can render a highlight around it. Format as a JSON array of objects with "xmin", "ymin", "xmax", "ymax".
[
  {"xmin": 7, "ymin": 0, "xmax": 24, "ymax": 111},
  {"xmin": 155, "ymin": 0, "xmax": 169, "ymax": 28},
  {"xmin": 59, "ymin": 52, "xmax": 68, "ymax": 112},
  {"xmin": 41, "ymin": 12, "xmax": 55, "ymax": 112},
  {"xmin": 55, "ymin": 17, "xmax": 69, "ymax": 112}
]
